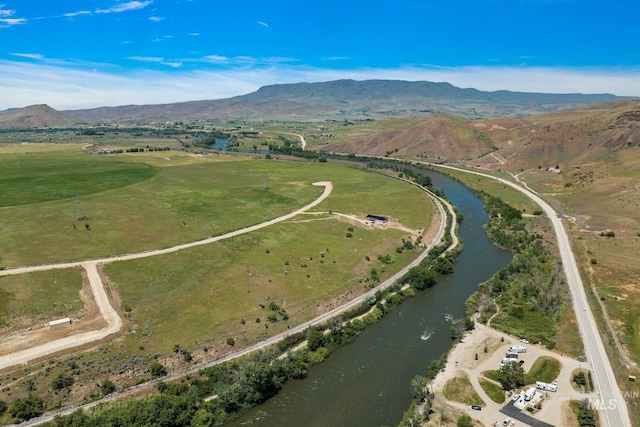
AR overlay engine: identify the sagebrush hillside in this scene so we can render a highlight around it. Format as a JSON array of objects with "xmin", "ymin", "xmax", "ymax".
[
  {"xmin": 0, "ymin": 104, "xmax": 86, "ymax": 129},
  {"xmin": 319, "ymin": 98, "xmax": 640, "ymax": 229}
]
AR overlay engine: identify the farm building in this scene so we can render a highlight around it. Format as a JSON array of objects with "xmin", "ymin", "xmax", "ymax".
[
  {"xmin": 366, "ymin": 214, "xmax": 388, "ymax": 225},
  {"xmin": 49, "ymin": 318, "xmax": 71, "ymax": 329}
]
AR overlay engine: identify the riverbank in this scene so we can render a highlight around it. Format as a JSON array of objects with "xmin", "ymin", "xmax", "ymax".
[{"xmin": 426, "ymin": 322, "xmax": 593, "ymax": 427}]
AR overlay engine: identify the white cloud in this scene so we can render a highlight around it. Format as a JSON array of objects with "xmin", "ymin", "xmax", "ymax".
[
  {"xmin": 203, "ymin": 55, "xmax": 229, "ymax": 63},
  {"xmin": 199, "ymin": 55, "xmax": 296, "ymax": 66},
  {"xmin": 97, "ymin": 1, "xmax": 153, "ymax": 14},
  {"xmin": 10, "ymin": 53, "xmax": 45, "ymax": 60},
  {"xmin": 0, "ymin": 16, "xmax": 27, "ymax": 28},
  {"xmin": 63, "ymin": 10, "xmax": 92, "ymax": 18},
  {"xmin": 257, "ymin": 21, "xmax": 269, "ymax": 28},
  {"xmin": 148, "ymin": 16, "xmax": 163, "ymax": 22},
  {"xmin": 152, "ymin": 35, "xmax": 173, "ymax": 42},
  {"xmin": 0, "ymin": 7, "xmax": 16, "ymax": 17},
  {"xmin": 127, "ymin": 56, "xmax": 164, "ymax": 63},
  {"xmin": 0, "ymin": 60, "xmax": 639, "ymax": 111},
  {"xmin": 189, "ymin": 32, "xmax": 200, "ymax": 36},
  {"xmin": 127, "ymin": 56, "xmax": 182, "ymax": 68}
]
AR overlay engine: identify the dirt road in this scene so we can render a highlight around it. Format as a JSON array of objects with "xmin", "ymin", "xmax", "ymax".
[{"xmin": 0, "ymin": 182, "xmax": 332, "ymax": 371}]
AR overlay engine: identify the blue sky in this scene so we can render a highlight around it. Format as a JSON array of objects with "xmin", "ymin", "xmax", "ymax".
[{"xmin": 1, "ymin": 0, "xmax": 639, "ymax": 110}]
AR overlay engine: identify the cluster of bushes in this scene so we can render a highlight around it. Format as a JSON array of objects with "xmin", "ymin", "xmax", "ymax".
[
  {"xmin": 572, "ymin": 400, "xmax": 597, "ymax": 427},
  {"xmin": 268, "ymin": 138, "xmax": 326, "ymax": 161},
  {"xmin": 261, "ymin": 301, "xmax": 289, "ymax": 322}
]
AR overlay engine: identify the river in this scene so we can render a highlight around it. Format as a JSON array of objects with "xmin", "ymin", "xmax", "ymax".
[{"xmin": 228, "ymin": 170, "xmax": 512, "ymax": 427}]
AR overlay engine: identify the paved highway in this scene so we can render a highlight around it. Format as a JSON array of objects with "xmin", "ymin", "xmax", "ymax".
[{"xmin": 430, "ymin": 163, "xmax": 631, "ymax": 427}]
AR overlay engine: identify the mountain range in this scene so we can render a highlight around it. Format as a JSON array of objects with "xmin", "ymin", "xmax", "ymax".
[
  {"xmin": 63, "ymin": 79, "xmax": 627, "ymax": 124},
  {"xmin": 0, "ymin": 80, "xmax": 629, "ymax": 128}
]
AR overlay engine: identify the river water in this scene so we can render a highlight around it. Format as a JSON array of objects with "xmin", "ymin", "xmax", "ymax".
[{"xmin": 228, "ymin": 170, "xmax": 512, "ymax": 427}]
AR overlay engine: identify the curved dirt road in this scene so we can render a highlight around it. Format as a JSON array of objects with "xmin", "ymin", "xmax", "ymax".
[
  {"xmin": 0, "ymin": 182, "xmax": 332, "ymax": 371},
  {"xmin": 6, "ymin": 180, "xmax": 453, "ymax": 427}
]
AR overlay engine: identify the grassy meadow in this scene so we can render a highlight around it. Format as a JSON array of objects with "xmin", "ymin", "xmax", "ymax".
[
  {"xmin": 106, "ymin": 218, "xmax": 417, "ymax": 355},
  {"xmin": 0, "ymin": 144, "xmax": 429, "ymax": 267},
  {"xmin": 0, "ymin": 268, "xmax": 84, "ymax": 331},
  {"xmin": 0, "ymin": 142, "xmax": 434, "ymax": 410}
]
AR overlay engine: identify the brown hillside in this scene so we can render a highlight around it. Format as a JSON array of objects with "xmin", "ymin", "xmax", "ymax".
[
  {"xmin": 320, "ymin": 99, "xmax": 640, "ymax": 229},
  {"xmin": 0, "ymin": 104, "xmax": 86, "ymax": 129},
  {"xmin": 320, "ymin": 114, "xmax": 534, "ymax": 162},
  {"xmin": 473, "ymin": 99, "xmax": 640, "ymax": 172}
]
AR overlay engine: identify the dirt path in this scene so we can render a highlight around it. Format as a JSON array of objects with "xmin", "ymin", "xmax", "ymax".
[
  {"xmin": 12, "ymin": 181, "xmax": 453, "ymax": 427},
  {"xmin": 0, "ymin": 182, "xmax": 332, "ymax": 371}
]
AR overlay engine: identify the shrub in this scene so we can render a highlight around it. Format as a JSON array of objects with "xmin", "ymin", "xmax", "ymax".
[
  {"xmin": 51, "ymin": 372, "xmax": 74, "ymax": 391},
  {"xmin": 9, "ymin": 394, "xmax": 44, "ymax": 421},
  {"xmin": 100, "ymin": 379, "xmax": 116, "ymax": 396},
  {"xmin": 150, "ymin": 362, "xmax": 167, "ymax": 378}
]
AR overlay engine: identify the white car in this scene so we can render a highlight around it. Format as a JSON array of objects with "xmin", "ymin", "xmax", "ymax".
[{"xmin": 520, "ymin": 338, "xmax": 529, "ymax": 344}]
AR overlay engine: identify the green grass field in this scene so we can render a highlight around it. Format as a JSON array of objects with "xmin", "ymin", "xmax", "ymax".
[
  {"xmin": 479, "ymin": 379, "xmax": 505, "ymax": 403},
  {"xmin": 106, "ymin": 219, "xmax": 416, "ymax": 354},
  {"xmin": 525, "ymin": 356, "xmax": 561, "ymax": 384},
  {"xmin": 0, "ymin": 268, "xmax": 84, "ymax": 330},
  {"xmin": 0, "ymin": 152, "xmax": 158, "ymax": 207},
  {"xmin": 0, "ymin": 146, "xmax": 430, "ymax": 268},
  {"xmin": 0, "ymin": 143, "xmax": 433, "ymax": 409},
  {"xmin": 442, "ymin": 375, "xmax": 485, "ymax": 406}
]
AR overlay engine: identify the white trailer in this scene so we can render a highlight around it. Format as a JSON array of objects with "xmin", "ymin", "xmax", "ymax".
[
  {"xmin": 509, "ymin": 345, "xmax": 527, "ymax": 353},
  {"xmin": 536, "ymin": 381, "xmax": 558, "ymax": 392},
  {"xmin": 49, "ymin": 317, "xmax": 71, "ymax": 329}
]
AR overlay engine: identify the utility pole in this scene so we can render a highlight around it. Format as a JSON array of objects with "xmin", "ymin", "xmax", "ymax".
[{"xmin": 76, "ymin": 192, "xmax": 86, "ymax": 220}]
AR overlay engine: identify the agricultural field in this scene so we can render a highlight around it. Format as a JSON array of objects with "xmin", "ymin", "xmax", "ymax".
[
  {"xmin": 0, "ymin": 269, "xmax": 84, "ymax": 335},
  {"xmin": 0, "ymin": 141, "xmax": 434, "ymax": 412}
]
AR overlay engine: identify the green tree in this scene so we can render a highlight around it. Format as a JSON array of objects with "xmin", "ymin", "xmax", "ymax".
[
  {"xmin": 497, "ymin": 361, "xmax": 525, "ymax": 390},
  {"xmin": 433, "ymin": 257, "xmax": 454, "ymax": 274},
  {"xmin": 285, "ymin": 357, "xmax": 309, "ymax": 379},
  {"xmin": 51, "ymin": 372, "xmax": 74, "ymax": 391},
  {"xmin": 307, "ymin": 327, "xmax": 325, "ymax": 351},
  {"xmin": 573, "ymin": 371, "xmax": 586, "ymax": 387},
  {"xmin": 577, "ymin": 399, "xmax": 597, "ymax": 426},
  {"xmin": 0, "ymin": 399, "xmax": 6, "ymax": 415},
  {"xmin": 401, "ymin": 266, "xmax": 436, "ymax": 290},
  {"xmin": 100, "ymin": 379, "xmax": 116, "ymax": 396},
  {"xmin": 150, "ymin": 362, "xmax": 168, "ymax": 378},
  {"xmin": 9, "ymin": 393, "xmax": 45, "ymax": 421},
  {"xmin": 410, "ymin": 375, "xmax": 427, "ymax": 400},
  {"xmin": 191, "ymin": 408, "xmax": 216, "ymax": 427}
]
